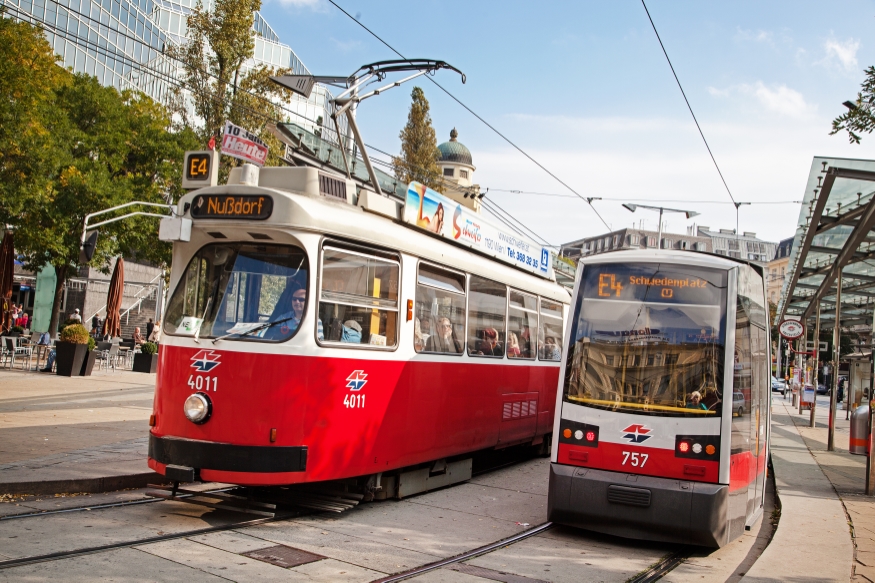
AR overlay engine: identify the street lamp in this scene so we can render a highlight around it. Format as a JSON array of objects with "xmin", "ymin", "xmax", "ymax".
[{"xmin": 622, "ymin": 203, "xmax": 700, "ymax": 250}]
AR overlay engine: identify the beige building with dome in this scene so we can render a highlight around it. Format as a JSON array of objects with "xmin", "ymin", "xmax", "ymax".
[{"xmin": 437, "ymin": 129, "xmax": 481, "ymax": 212}]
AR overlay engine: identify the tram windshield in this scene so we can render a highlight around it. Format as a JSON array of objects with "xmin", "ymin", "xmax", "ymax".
[
  {"xmin": 563, "ymin": 263, "xmax": 727, "ymax": 417},
  {"xmin": 164, "ymin": 243, "xmax": 309, "ymax": 342}
]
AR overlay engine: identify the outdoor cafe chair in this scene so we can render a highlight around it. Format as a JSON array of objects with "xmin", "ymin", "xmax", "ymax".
[
  {"xmin": 4, "ymin": 336, "xmax": 32, "ymax": 370},
  {"xmin": 98, "ymin": 344, "xmax": 120, "ymax": 371}
]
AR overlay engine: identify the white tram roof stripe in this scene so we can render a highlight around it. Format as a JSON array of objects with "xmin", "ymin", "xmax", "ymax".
[{"xmin": 178, "ymin": 185, "xmax": 570, "ymax": 303}]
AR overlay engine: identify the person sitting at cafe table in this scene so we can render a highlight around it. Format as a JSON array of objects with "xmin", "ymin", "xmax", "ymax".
[{"xmin": 132, "ymin": 327, "xmax": 145, "ymax": 345}]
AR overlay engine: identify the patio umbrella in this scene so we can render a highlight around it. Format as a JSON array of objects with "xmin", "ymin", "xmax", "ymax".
[
  {"xmin": 0, "ymin": 232, "xmax": 13, "ymax": 333},
  {"xmin": 102, "ymin": 257, "xmax": 124, "ymax": 339}
]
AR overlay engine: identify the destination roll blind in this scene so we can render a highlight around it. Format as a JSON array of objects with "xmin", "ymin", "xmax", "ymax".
[{"xmin": 190, "ymin": 195, "xmax": 273, "ymax": 220}]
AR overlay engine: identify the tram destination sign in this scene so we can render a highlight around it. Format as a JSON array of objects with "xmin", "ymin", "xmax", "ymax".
[
  {"xmin": 779, "ymin": 319, "xmax": 805, "ymax": 340},
  {"xmin": 582, "ymin": 263, "xmax": 726, "ymax": 305},
  {"xmin": 190, "ymin": 194, "xmax": 273, "ymax": 220},
  {"xmin": 402, "ymin": 182, "xmax": 552, "ymax": 278}
]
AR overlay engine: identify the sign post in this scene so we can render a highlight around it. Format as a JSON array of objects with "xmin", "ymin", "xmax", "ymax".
[{"xmin": 780, "ymin": 319, "xmax": 805, "ymax": 410}]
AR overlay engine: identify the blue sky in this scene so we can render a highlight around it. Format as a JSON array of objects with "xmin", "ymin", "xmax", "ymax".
[{"xmin": 259, "ymin": 0, "xmax": 875, "ymax": 247}]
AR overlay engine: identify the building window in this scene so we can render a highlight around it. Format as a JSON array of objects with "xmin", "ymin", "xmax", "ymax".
[
  {"xmin": 612, "ymin": 235, "xmax": 619, "ymax": 247},
  {"xmin": 629, "ymin": 235, "xmax": 639, "ymax": 245},
  {"xmin": 443, "ymin": 167, "xmax": 454, "ymax": 177},
  {"xmin": 597, "ymin": 239, "xmax": 603, "ymax": 251},
  {"xmin": 460, "ymin": 169, "xmax": 468, "ymax": 179},
  {"xmin": 662, "ymin": 239, "xmax": 672, "ymax": 249},
  {"xmin": 647, "ymin": 237, "xmax": 656, "ymax": 247}
]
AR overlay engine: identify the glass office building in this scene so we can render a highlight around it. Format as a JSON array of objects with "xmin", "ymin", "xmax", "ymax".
[{"xmin": 1, "ymin": 0, "xmax": 341, "ymax": 140}]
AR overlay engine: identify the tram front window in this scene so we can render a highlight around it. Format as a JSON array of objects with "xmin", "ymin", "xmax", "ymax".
[
  {"xmin": 563, "ymin": 263, "xmax": 727, "ymax": 417},
  {"xmin": 164, "ymin": 243, "xmax": 309, "ymax": 342}
]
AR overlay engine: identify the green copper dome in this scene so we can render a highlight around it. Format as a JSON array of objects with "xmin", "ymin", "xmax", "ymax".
[{"xmin": 437, "ymin": 128, "xmax": 472, "ymax": 165}]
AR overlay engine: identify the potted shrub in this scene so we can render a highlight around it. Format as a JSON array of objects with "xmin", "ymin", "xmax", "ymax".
[
  {"xmin": 133, "ymin": 342, "xmax": 159, "ymax": 373},
  {"xmin": 79, "ymin": 336, "xmax": 97, "ymax": 376},
  {"xmin": 9, "ymin": 325, "xmax": 23, "ymax": 338},
  {"xmin": 55, "ymin": 324, "xmax": 90, "ymax": 376}
]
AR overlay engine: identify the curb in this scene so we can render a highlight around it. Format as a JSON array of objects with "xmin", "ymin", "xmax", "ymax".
[{"xmin": 0, "ymin": 472, "xmax": 170, "ymax": 496}]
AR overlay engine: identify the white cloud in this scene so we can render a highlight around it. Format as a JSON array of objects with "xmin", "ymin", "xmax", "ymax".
[
  {"xmin": 273, "ymin": 0, "xmax": 326, "ymax": 10},
  {"xmin": 819, "ymin": 37, "xmax": 860, "ymax": 72},
  {"xmin": 735, "ymin": 28, "xmax": 773, "ymax": 44},
  {"xmin": 709, "ymin": 82, "xmax": 816, "ymax": 118},
  {"xmin": 330, "ymin": 37, "xmax": 362, "ymax": 52}
]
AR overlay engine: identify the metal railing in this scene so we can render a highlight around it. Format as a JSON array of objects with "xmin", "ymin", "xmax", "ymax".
[{"xmin": 88, "ymin": 272, "xmax": 163, "ymax": 323}]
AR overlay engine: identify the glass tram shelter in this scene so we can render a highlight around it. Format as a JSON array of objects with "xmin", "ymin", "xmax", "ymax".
[{"xmin": 777, "ymin": 156, "xmax": 875, "ymax": 489}]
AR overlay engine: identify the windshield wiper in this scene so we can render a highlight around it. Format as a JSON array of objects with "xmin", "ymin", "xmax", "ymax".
[{"xmin": 211, "ymin": 315, "xmax": 296, "ymax": 344}]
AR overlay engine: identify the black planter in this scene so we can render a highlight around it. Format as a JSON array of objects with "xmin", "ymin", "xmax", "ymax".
[
  {"xmin": 80, "ymin": 350, "xmax": 97, "ymax": 376},
  {"xmin": 132, "ymin": 352, "xmax": 158, "ymax": 373},
  {"xmin": 55, "ymin": 342, "xmax": 88, "ymax": 377}
]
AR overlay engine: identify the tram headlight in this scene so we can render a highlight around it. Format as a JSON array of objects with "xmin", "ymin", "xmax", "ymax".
[{"xmin": 183, "ymin": 393, "xmax": 212, "ymax": 424}]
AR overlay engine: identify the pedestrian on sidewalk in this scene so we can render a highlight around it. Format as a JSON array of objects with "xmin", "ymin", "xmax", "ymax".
[
  {"xmin": 148, "ymin": 322, "xmax": 161, "ymax": 343},
  {"xmin": 146, "ymin": 318, "xmax": 154, "ymax": 340},
  {"xmin": 69, "ymin": 308, "xmax": 81, "ymax": 323}
]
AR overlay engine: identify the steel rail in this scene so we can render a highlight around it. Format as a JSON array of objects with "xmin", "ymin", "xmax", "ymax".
[
  {"xmin": 0, "ymin": 487, "xmax": 235, "ymax": 521},
  {"xmin": 370, "ymin": 522, "xmax": 553, "ymax": 583},
  {"xmin": 626, "ymin": 547, "xmax": 693, "ymax": 583},
  {"xmin": 0, "ymin": 511, "xmax": 300, "ymax": 570}
]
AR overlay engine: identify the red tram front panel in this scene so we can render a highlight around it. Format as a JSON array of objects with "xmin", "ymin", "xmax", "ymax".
[
  {"xmin": 555, "ymin": 407, "xmax": 721, "ymax": 484},
  {"xmin": 149, "ymin": 345, "xmax": 560, "ymax": 485}
]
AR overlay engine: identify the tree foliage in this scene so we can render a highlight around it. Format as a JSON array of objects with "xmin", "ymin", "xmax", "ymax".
[
  {"xmin": 831, "ymin": 65, "xmax": 875, "ymax": 144},
  {"xmin": 168, "ymin": 0, "xmax": 293, "ymax": 171},
  {"xmin": 393, "ymin": 87, "xmax": 442, "ymax": 192}
]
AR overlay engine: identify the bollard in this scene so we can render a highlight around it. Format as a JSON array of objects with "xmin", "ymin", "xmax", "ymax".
[{"xmin": 850, "ymin": 403, "xmax": 869, "ymax": 455}]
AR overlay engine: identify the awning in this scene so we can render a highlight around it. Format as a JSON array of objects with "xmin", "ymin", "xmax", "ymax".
[{"xmin": 778, "ymin": 156, "xmax": 875, "ymax": 330}]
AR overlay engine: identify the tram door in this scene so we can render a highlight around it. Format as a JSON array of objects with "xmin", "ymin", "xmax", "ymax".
[{"xmin": 736, "ymin": 266, "xmax": 768, "ymax": 513}]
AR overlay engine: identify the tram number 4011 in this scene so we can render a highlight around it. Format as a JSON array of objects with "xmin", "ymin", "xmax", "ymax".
[
  {"xmin": 188, "ymin": 375, "xmax": 218, "ymax": 392},
  {"xmin": 344, "ymin": 394, "xmax": 365, "ymax": 408},
  {"xmin": 621, "ymin": 451, "xmax": 649, "ymax": 467}
]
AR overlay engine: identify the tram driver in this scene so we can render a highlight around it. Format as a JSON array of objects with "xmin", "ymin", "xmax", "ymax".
[
  {"xmin": 265, "ymin": 286, "xmax": 323, "ymax": 341},
  {"xmin": 685, "ymin": 391, "xmax": 708, "ymax": 410}
]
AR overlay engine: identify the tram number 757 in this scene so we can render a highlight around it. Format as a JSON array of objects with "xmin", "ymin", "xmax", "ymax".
[{"xmin": 621, "ymin": 451, "xmax": 649, "ymax": 467}]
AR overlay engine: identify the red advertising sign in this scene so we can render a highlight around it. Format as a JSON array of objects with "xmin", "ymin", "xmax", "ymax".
[{"xmin": 221, "ymin": 121, "xmax": 268, "ymax": 167}]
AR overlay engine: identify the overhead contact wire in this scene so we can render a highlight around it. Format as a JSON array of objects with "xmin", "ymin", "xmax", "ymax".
[{"xmin": 326, "ymin": 0, "xmax": 611, "ymax": 231}]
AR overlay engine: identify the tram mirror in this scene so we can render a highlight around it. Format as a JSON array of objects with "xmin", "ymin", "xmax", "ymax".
[{"xmin": 79, "ymin": 230, "xmax": 99, "ymax": 264}]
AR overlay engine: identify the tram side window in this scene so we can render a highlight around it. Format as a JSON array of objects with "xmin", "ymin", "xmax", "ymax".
[
  {"xmin": 508, "ymin": 289, "xmax": 537, "ymax": 359},
  {"xmin": 415, "ymin": 263, "xmax": 466, "ymax": 354},
  {"xmin": 467, "ymin": 276, "xmax": 507, "ymax": 358},
  {"xmin": 318, "ymin": 246, "xmax": 399, "ymax": 347},
  {"xmin": 539, "ymin": 299, "xmax": 564, "ymax": 361}
]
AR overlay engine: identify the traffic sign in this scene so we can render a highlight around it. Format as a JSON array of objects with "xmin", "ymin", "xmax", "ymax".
[{"xmin": 779, "ymin": 319, "xmax": 805, "ymax": 340}]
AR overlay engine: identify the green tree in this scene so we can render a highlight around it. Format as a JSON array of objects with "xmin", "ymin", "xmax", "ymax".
[
  {"xmin": 393, "ymin": 86, "xmax": 442, "ymax": 192},
  {"xmin": 0, "ymin": 9, "xmax": 71, "ymax": 225},
  {"xmin": 831, "ymin": 66, "xmax": 875, "ymax": 143},
  {"xmin": 168, "ymin": 0, "xmax": 292, "ymax": 170},
  {"xmin": 13, "ymin": 74, "xmax": 198, "ymax": 334}
]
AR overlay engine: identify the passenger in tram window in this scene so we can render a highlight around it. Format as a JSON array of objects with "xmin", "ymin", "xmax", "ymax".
[
  {"xmin": 507, "ymin": 332, "xmax": 521, "ymax": 358},
  {"xmin": 341, "ymin": 319, "xmax": 362, "ymax": 343},
  {"xmin": 685, "ymin": 391, "xmax": 708, "ymax": 410},
  {"xmin": 414, "ymin": 318, "xmax": 425, "ymax": 352},
  {"xmin": 476, "ymin": 328, "xmax": 503, "ymax": 357},
  {"xmin": 424, "ymin": 317, "xmax": 461, "ymax": 353},
  {"xmin": 542, "ymin": 336, "xmax": 561, "ymax": 360}
]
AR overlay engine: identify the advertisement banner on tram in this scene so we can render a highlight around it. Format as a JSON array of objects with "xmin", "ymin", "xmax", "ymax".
[
  {"xmin": 403, "ymin": 182, "xmax": 552, "ymax": 278},
  {"xmin": 221, "ymin": 121, "xmax": 268, "ymax": 166}
]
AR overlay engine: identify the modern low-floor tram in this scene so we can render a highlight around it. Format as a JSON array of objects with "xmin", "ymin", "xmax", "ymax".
[
  {"xmin": 148, "ymin": 165, "xmax": 570, "ymax": 498},
  {"xmin": 547, "ymin": 249, "xmax": 770, "ymax": 547}
]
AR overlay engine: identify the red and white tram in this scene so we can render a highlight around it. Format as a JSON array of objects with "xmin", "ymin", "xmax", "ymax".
[
  {"xmin": 547, "ymin": 250, "xmax": 770, "ymax": 547},
  {"xmin": 148, "ymin": 165, "xmax": 570, "ymax": 497}
]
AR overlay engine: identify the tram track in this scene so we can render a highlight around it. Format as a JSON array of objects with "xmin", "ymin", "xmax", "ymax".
[
  {"xmin": 0, "ymin": 487, "xmax": 235, "ymax": 521},
  {"xmin": 625, "ymin": 547, "xmax": 693, "ymax": 583},
  {"xmin": 0, "ymin": 509, "xmax": 303, "ymax": 570}
]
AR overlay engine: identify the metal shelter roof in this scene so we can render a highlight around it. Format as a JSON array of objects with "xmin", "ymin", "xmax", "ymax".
[{"xmin": 778, "ymin": 156, "xmax": 875, "ymax": 331}]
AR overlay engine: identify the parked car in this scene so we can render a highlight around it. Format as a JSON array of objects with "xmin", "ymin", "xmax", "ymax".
[
  {"xmin": 733, "ymin": 391, "xmax": 745, "ymax": 417},
  {"xmin": 817, "ymin": 383, "xmax": 829, "ymax": 395},
  {"xmin": 771, "ymin": 376, "xmax": 786, "ymax": 395}
]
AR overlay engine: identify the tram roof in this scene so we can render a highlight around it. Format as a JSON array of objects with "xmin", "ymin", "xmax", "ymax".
[
  {"xmin": 778, "ymin": 156, "xmax": 875, "ymax": 332},
  {"xmin": 579, "ymin": 249, "xmax": 747, "ymax": 271},
  {"xmin": 176, "ymin": 173, "xmax": 570, "ymax": 303}
]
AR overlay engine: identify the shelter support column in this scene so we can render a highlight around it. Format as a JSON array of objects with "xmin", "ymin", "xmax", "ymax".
[
  {"xmin": 828, "ymin": 277, "xmax": 840, "ymax": 450},
  {"xmin": 812, "ymin": 307, "xmax": 821, "ymax": 428},
  {"xmin": 868, "ymin": 306, "xmax": 875, "ymax": 495}
]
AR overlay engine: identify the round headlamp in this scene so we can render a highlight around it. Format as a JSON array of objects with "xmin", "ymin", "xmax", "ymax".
[{"xmin": 183, "ymin": 392, "xmax": 212, "ymax": 424}]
